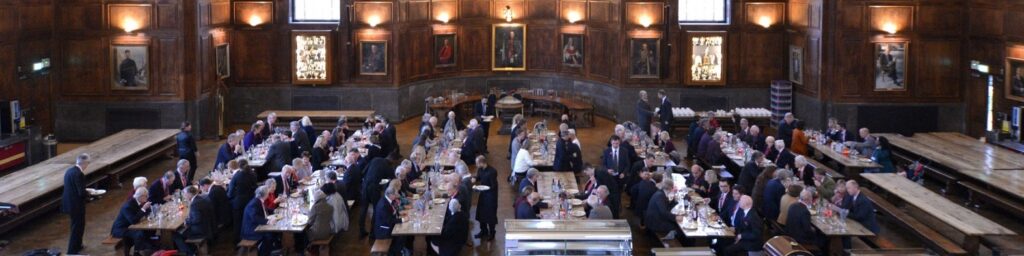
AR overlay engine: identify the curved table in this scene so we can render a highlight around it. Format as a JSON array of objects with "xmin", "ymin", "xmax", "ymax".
[{"xmin": 428, "ymin": 94, "xmax": 594, "ymax": 128}]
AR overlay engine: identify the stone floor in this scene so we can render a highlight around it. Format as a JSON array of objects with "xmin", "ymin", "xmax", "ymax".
[{"xmin": 2, "ymin": 115, "xmax": 1023, "ymax": 255}]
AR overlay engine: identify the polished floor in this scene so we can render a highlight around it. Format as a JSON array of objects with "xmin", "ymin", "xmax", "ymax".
[{"xmin": 2, "ymin": 115, "xmax": 1024, "ymax": 255}]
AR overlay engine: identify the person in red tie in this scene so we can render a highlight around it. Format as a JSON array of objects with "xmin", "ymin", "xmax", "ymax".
[{"xmin": 148, "ymin": 171, "xmax": 177, "ymax": 204}]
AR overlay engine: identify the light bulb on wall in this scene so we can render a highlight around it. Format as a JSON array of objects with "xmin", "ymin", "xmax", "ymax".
[
  {"xmin": 248, "ymin": 15, "xmax": 264, "ymax": 27},
  {"xmin": 567, "ymin": 11, "xmax": 582, "ymax": 24},
  {"xmin": 437, "ymin": 12, "xmax": 450, "ymax": 24},
  {"xmin": 757, "ymin": 16, "xmax": 773, "ymax": 28},
  {"xmin": 368, "ymin": 15, "xmax": 381, "ymax": 27},
  {"xmin": 882, "ymin": 22, "xmax": 898, "ymax": 34},
  {"xmin": 122, "ymin": 17, "xmax": 139, "ymax": 33},
  {"xmin": 638, "ymin": 15, "xmax": 652, "ymax": 28},
  {"xmin": 503, "ymin": 6, "xmax": 513, "ymax": 22}
]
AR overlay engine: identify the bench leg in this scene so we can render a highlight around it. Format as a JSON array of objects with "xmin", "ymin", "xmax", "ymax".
[{"xmin": 963, "ymin": 236, "xmax": 981, "ymax": 256}]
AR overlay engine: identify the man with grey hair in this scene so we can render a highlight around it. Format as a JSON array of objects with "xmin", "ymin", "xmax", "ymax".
[
  {"xmin": 519, "ymin": 168, "xmax": 540, "ymax": 193},
  {"xmin": 242, "ymin": 186, "xmax": 277, "ymax": 255},
  {"xmin": 793, "ymin": 155, "xmax": 815, "ymax": 187},
  {"xmin": 587, "ymin": 194, "xmax": 613, "ymax": 220},
  {"xmin": 461, "ymin": 118, "xmax": 485, "ymax": 164},
  {"xmin": 777, "ymin": 112, "xmax": 796, "ymax": 145},
  {"xmin": 725, "ymin": 195, "xmax": 763, "ymax": 255},
  {"xmin": 637, "ymin": 90, "xmax": 655, "ymax": 134},
  {"xmin": 743, "ymin": 125, "xmax": 767, "ymax": 152},
  {"xmin": 216, "ymin": 133, "xmax": 242, "ymax": 169},
  {"xmin": 435, "ymin": 198, "xmax": 470, "ymax": 255},
  {"xmin": 177, "ymin": 185, "xmax": 213, "ymax": 255},
  {"xmin": 762, "ymin": 168, "xmax": 793, "ymax": 221},
  {"xmin": 111, "ymin": 187, "xmax": 154, "ymax": 253},
  {"xmin": 644, "ymin": 178, "xmax": 681, "ymax": 243},
  {"xmin": 173, "ymin": 159, "xmax": 192, "ymax": 191},
  {"xmin": 785, "ymin": 189, "xmax": 817, "ymax": 247},
  {"xmin": 290, "ymin": 120, "xmax": 311, "ymax": 155},
  {"xmin": 773, "ymin": 139, "xmax": 796, "ymax": 169},
  {"xmin": 374, "ymin": 186, "xmax": 404, "ymax": 253}
]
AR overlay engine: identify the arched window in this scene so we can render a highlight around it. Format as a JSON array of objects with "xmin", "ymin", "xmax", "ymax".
[
  {"xmin": 677, "ymin": 0, "xmax": 729, "ymax": 25},
  {"xmin": 292, "ymin": 0, "xmax": 342, "ymax": 22}
]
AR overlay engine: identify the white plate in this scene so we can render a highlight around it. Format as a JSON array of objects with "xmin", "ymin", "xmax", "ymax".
[
  {"xmin": 569, "ymin": 199, "xmax": 584, "ymax": 206},
  {"xmin": 380, "ymin": 179, "xmax": 390, "ymax": 185},
  {"xmin": 564, "ymin": 189, "xmax": 579, "ymax": 194},
  {"xmin": 433, "ymin": 198, "xmax": 447, "ymax": 204},
  {"xmin": 472, "ymin": 185, "xmax": 490, "ymax": 191},
  {"xmin": 86, "ymin": 188, "xmax": 107, "ymax": 196},
  {"xmin": 571, "ymin": 210, "xmax": 586, "ymax": 217},
  {"xmin": 410, "ymin": 181, "xmax": 426, "ymax": 188}
]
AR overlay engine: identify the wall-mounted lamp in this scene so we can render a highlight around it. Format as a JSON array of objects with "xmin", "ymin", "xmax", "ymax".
[
  {"xmin": 567, "ymin": 11, "xmax": 582, "ymax": 24},
  {"xmin": 757, "ymin": 16, "xmax": 773, "ymax": 28},
  {"xmin": 882, "ymin": 22, "xmax": 898, "ymax": 34},
  {"xmin": 437, "ymin": 12, "xmax": 450, "ymax": 24},
  {"xmin": 248, "ymin": 15, "xmax": 264, "ymax": 27},
  {"xmin": 368, "ymin": 15, "xmax": 381, "ymax": 27},
  {"xmin": 122, "ymin": 17, "xmax": 140, "ymax": 33},
  {"xmin": 638, "ymin": 15, "xmax": 652, "ymax": 28},
  {"xmin": 503, "ymin": 6, "xmax": 513, "ymax": 22}
]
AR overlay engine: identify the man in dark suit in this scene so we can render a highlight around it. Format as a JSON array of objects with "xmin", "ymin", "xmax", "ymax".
[
  {"xmin": 636, "ymin": 90, "xmax": 655, "ymax": 135},
  {"xmin": 593, "ymin": 164, "xmax": 622, "ymax": 218},
  {"xmin": 435, "ymin": 199, "xmax": 469, "ymax": 256},
  {"xmin": 552, "ymin": 132, "xmax": 571, "ymax": 172},
  {"xmin": 342, "ymin": 149, "xmax": 368, "ymax": 202},
  {"xmin": 215, "ymin": 133, "xmax": 242, "ymax": 169},
  {"xmin": 602, "ymin": 135, "xmax": 631, "ymax": 180},
  {"xmin": 761, "ymin": 169, "xmax": 791, "ymax": 221},
  {"xmin": 738, "ymin": 151, "xmax": 764, "ymax": 195},
  {"xmin": 777, "ymin": 112, "xmax": 796, "ymax": 146},
  {"xmin": 785, "ymin": 190, "xmax": 818, "ymax": 248},
  {"xmin": 516, "ymin": 192, "xmax": 541, "ymax": 219},
  {"xmin": 656, "ymin": 90, "xmax": 673, "ymax": 131},
  {"xmin": 242, "ymin": 186, "xmax": 277, "ymax": 256},
  {"xmin": 519, "ymin": 169, "xmax": 540, "ymax": 193},
  {"xmin": 744, "ymin": 125, "xmax": 768, "ymax": 152},
  {"xmin": 265, "ymin": 134, "xmax": 293, "ymax": 177},
  {"xmin": 172, "ymin": 159, "xmax": 192, "ymax": 192},
  {"xmin": 199, "ymin": 178, "xmax": 231, "ymax": 231},
  {"xmin": 461, "ymin": 120, "xmax": 484, "ymax": 164},
  {"xmin": 360, "ymin": 157, "xmax": 394, "ymax": 238},
  {"xmin": 260, "ymin": 112, "xmax": 277, "ymax": 138},
  {"xmin": 628, "ymin": 157, "xmax": 654, "ymax": 203},
  {"xmin": 177, "ymin": 122, "xmax": 199, "ymax": 182},
  {"xmin": 644, "ymin": 180, "xmax": 682, "ymax": 243},
  {"xmin": 773, "ymin": 140, "xmax": 796, "ymax": 170},
  {"xmin": 631, "ymin": 170, "xmax": 658, "ymax": 226},
  {"xmin": 842, "ymin": 180, "xmax": 880, "ymax": 233},
  {"xmin": 687, "ymin": 119, "xmax": 707, "ymax": 161},
  {"xmin": 228, "ymin": 161, "xmax": 257, "ymax": 243},
  {"xmin": 725, "ymin": 195, "xmax": 763, "ymax": 255},
  {"xmin": 149, "ymin": 171, "xmax": 177, "ymax": 205},
  {"xmin": 565, "ymin": 132, "xmax": 584, "ymax": 173},
  {"xmin": 475, "ymin": 97, "xmax": 495, "ymax": 141},
  {"xmin": 474, "ymin": 156, "xmax": 499, "ymax": 240},
  {"xmin": 62, "ymin": 154, "xmax": 90, "ymax": 254},
  {"xmin": 111, "ymin": 187, "xmax": 155, "ymax": 253},
  {"xmin": 793, "ymin": 156, "xmax": 816, "ymax": 187},
  {"xmin": 830, "ymin": 123, "xmax": 858, "ymax": 143},
  {"xmin": 380, "ymin": 117, "xmax": 400, "ymax": 156},
  {"xmin": 290, "ymin": 121, "xmax": 311, "ymax": 156},
  {"xmin": 176, "ymin": 186, "xmax": 214, "ymax": 256},
  {"xmin": 712, "ymin": 180, "xmax": 736, "ymax": 221},
  {"xmin": 374, "ymin": 187, "xmax": 404, "ymax": 254}
]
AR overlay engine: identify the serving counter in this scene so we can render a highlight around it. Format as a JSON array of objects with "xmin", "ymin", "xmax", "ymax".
[{"xmin": 504, "ymin": 219, "xmax": 632, "ymax": 255}]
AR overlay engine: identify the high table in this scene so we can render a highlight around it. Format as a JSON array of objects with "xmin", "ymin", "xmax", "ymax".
[
  {"xmin": 128, "ymin": 201, "xmax": 186, "ymax": 249},
  {"xmin": 861, "ymin": 173, "xmax": 1017, "ymax": 255},
  {"xmin": 257, "ymin": 110, "xmax": 375, "ymax": 130},
  {"xmin": 392, "ymin": 198, "xmax": 447, "ymax": 256},
  {"xmin": 810, "ymin": 213, "xmax": 875, "ymax": 256},
  {"xmin": 808, "ymin": 142, "xmax": 881, "ymax": 178}
]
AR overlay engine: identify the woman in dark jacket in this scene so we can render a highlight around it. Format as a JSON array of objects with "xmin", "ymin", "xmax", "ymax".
[
  {"xmin": 311, "ymin": 135, "xmax": 330, "ymax": 171},
  {"xmin": 870, "ymin": 137, "xmax": 896, "ymax": 173},
  {"xmin": 243, "ymin": 121, "xmax": 265, "ymax": 151},
  {"xmin": 474, "ymin": 156, "xmax": 499, "ymax": 241}
]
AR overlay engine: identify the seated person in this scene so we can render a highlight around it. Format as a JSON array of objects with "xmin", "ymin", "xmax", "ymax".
[
  {"xmin": 176, "ymin": 186, "xmax": 214, "ymax": 256},
  {"xmin": 432, "ymin": 199, "xmax": 469, "ymax": 256},
  {"xmin": 242, "ymin": 186, "xmax": 279, "ymax": 255},
  {"xmin": 516, "ymin": 192, "xmax": 542, "ymax": 219},
  {"xmin": 111, "ymin": 188, "xmax": 155, "ymax": 253},
  {"xmin": 724, "ymin": 195, "xmax": 763, "ymax": 255}
]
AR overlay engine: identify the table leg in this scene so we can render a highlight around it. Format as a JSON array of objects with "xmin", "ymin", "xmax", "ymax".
[
  {"xmin": 413, "ymin": 235, "xmax": 428, "ymax": 256},
  {"xmin": 828, "ymin": 237, "xmax": 842, "ymax": 256},
  {"xmin": 159, "ymin": 230, "xmax": 175, "ymax": 249},
  {"xmin": 962, "ymin": 235, "xmax": 980, "ymax": 256},
  {"xmin": 282, "ymin": 233, "xmax": 295, "ymax": 256}
]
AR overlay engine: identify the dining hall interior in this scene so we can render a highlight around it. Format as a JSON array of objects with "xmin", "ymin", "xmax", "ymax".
[{"xmin": 2, "ymin": 0, "xmax": 1024, "ymax": 255}]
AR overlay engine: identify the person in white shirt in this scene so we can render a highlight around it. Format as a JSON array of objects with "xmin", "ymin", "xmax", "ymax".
[{"xmin": 512, "ymin": 139, "xmax": 534, "ymax": 183}]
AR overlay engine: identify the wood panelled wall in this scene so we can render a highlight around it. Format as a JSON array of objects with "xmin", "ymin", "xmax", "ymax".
[
  {"xmin": 0, "ymin": 0, "xmax": 55, "ymax": 133},
  {"xmin": 964, "ymin": 0, "xmax": 1024, "ymax": 136},
  {"xmin": 230, "ymin": 0, "xmax": 791, "ymax": 88}
]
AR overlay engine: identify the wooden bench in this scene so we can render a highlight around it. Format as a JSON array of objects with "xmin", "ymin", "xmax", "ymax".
[
  {"xmin": 102, "ymin": 236, "xmax": 131, "ymax": 256},
  {"xmin": 860, "ymin": 190, "xmax": 968, "ymax": 255},
  {"xmin": 807, "ymin": 158, "xmax": 845, "ymax": 180},
  {"xmin": 306, "ymin": 234, "xmax": 334, "ymax": 256},
  {"xmin": 959, "ymin": 181, "xmax": 1024, "ymax": 217},
  {"xmin": 890, "ymin": 151, "xmax": 958, "ymax": 195},
  {"xmin": 846, "ymin": 248, "xmax": 931, "ymax": 256},
  {"xmin": 370, "ymin": 238, "xmax": 392, "ymax": 255},
  {"xmin": 185, "ymin": 238, "xmax": 208, "ymax": 256},
  {"xmin": 237, "ymin": 239, "xmax": 258, "ymax": 256}
]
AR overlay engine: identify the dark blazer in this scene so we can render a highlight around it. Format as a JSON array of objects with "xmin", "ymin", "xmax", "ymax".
[
  {"xmin": 460, "ymin": 127, "xmax": 484, "ymax": 163},
  {"xmin": 474, "ymin": 101, "xmax": 495, "ymax": 117},
  {"xmin": 777, "ymin": 120, "xmax": 795, "ymax": 146},
  {"xmin": 735, "ymin": 209, "xmax": 764, "ymax": 251},
  {"xmin": 475, "ymin": 166, "xmax": 499, "ymax": 224},
  {"xmin": 311, "ymin": 147, "xmax": 328, "ymax": 171},
  {"xmin": 774, "ymin": 149, "xmax": 796, "ymax": 169},
  {"xmin": 215, "ymin": 143, "xmax": 240, "ymax": 169},
  {"xmin": 342, "ymin": 156, "xmax": 368, "ymax": 200},
  {"xmin": 185, "ymin": 195, "xmax": 215, "ymax": 240},
  {"xmin": 61, "ymin": 166, "xmax": 87, "ymax": 214},
  {"xmin": 657, "ymin": 97, "xmax": 673, "ymax": 126},
  {"xmin": 228, "ymin": 170, "xmax": 258, "ymax": 210},
  {"xmin": 746, "ymin": 134, "xmax": 768, "ymax": 152},
  {"xmin": 265, "ymin": 140, "xmax": 293, "ymax": 173},
  {"xmin": 515, "ymin": 202, "xmax": 538, "ymax": 219},
  {"xmin": 738, "ymin": 161, "xmax": 760, "ymax": 195},
  {"xmin": 241, "ymin": 198, "xmax": 268, "ymax": 241},
  {"xmin": 627, "ymin": 161, "xmax": 651, "ymax": 189},
  {"xmin": 631, "ymin": 180, "xmax": 658, "ymax": 219},
  {"xmin": 243, "ymin": 131, "xmax": 263, "ymax": 150},
  {"xmin": 706, "ymin": 140, "xmax": 724, "ymax": 166},
  {"xmin": 148, "ymin": 180, "xmax": 173, "ymax": 205},
  {"xmin": 784, "ymin": 202, "xmax": 816, "ymax": 245},
  {"xmin": 761, "ymin": 179, "xmax": 786, "ymax": 221},
  {"xmin": 687, "ymin": 125, "xmax": 705, "ymax": 155},
  {"xmin": 518, "ymin": 178, "xmax": 538, "ymax": 194},
  {"xmin": 601, "ymin": 147, "xmax": 631, "ymax": 176},
  {"xmin": 644, "ymin": 191, "xmax": 678, "ymax": 233},
  {"xmin": 552, "ymin": 137, "xmax": 571, "ymax": 171},
  {"xmin": 206, "ymin": 186, "xmax": 231, "ymax": 228},
  {"xmin": 365, "ymin": 143, "xmax": 384, "ymax": 160},
  {"xmin": 795, "ymin": 165, "xmax": 816, "ymax": 187},
  {"xmin": 715, "ymin": 193, "xmax": 737, "ymax": 223},
  {"xmin": 177, "ymin": 131, "xmax": 198, "ymax": 158},
  {"xmin": 829, "ymin": 129, "xmax": 858, "ymax": 143},
  {"xmin": 260, "ymin": 121, "xmax": 276, "ymax": 139},
  {"xmin": 566, "ymin": 142, "xmax": 584, "ymax": 173},
  {"xmin": 292, "ymin": 129, "xmax": 312, "ymax": 156},
  {"xmin": 111, "ymin": 199, "xmax": 146, "ymax": 238},
  {"xmin": 379, "ymin": 129, "xmax": 398, "ymax": 158},
  {"xmin": 457, "ymin": 176, "xmax": 473, "ymax": 213},
  {"xmin": 373, "ymin": 197, "xmax": 401, "ymax": 239},
  {"xmin": 362, "ymin": 158, "xmax": 393, "ymax": 205},
  {"xmin": 637, "ymin": 100, "xmax": 654, "ymax": 129},
  {"xmin": 843, "ymin": 193, "xmax": 880, "ymax": 233},
  {"xmin": 438, "ymin": 209, "xmax": 470, "ymax": 256},
  {"xmin": 171, "ymin": 170, "xmax": 190, "ymax": 192}
]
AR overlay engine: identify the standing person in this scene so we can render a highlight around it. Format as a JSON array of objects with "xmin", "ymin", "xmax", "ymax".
[
  {"xmin": 62, "ymin": 153, "xmax": 90, "ymax": 254},
  {"xmin": 656, "ymin": 90, "xmax": 673, "ymax": 132},
  {"xmin": 637, "ymin": 90, "xmax": 655, "ymax": 135},
  {"xmin": 777, "ymin": 113, "xmax": 796, "ymax": 147},
  {"xmin": 475, "ymin": 97, "xmax": 495, "ymax": 141},
  {"xmin": 261, "ymin": 112, "xmax": 278, "ymax": 137},
  {"xmin": 290, "ymin": 121, "xmax": 311, "ymax": 156},
  {"xmin": 177, "ymin": 121, "xmax": 199, "ymax": 182},
  {"xmin": 474, "ymin": 156, "xmax": 499, "ymax": 241},
  {"xmin": 228, "ymin": 160, "xmax": 257, "ymax": 243}
]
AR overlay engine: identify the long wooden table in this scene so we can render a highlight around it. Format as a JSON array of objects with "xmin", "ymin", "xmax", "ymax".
[
  {"xmin": 392, "ymin": 196, "xmax": 447, "ymax": 256},
  {"xmin": 537, "ymin": 171, "xmax": 585, "ymax": 219},
  {"xmin": 876, "ymin": 132, "xmax": 1024, "ymax": 199},
  {"xmin": 0, "ymin": 129, "xmax": 178, "ymax": 234},
  {"xmin": 811, "ymin": 213, "xmax": 875, "ymax": 256},
  {"xmin": 428, "ymin": 94, "xmax": 596, "ymax": 128},
  {"xmin": 257, "ymin": 110, "xmax": 375, "ymax": 129},
  {"xmin": 861, "ymin": 173, "xmax": 1017, "ymax": 255},
  {"xmin": 809, "ymin": 142, "xmax": 881, "ymax": 178}
]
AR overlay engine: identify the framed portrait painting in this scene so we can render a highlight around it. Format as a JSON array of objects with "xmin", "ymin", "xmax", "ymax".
[
  {"xmin": 216, "ymin": 43, "xmax": 230, "ymax": 79},
  {"xmin": 111, "ymin": 43, "xmax": 149, "ymax": 91},
  {"xmin": 629, "ymin": 38, "xmax": 659, "ymax": 79},
  {"xmin": 434, "ymin": 34, "xmax": 456, "ymax": 68},
  {"xmin": 685, "ymin": 32, "xmax": 726, "ymax": 86},
  {"xmin": 360, "ymin": 41, "xmax": 388, "ymax": 75},
  {"xmin": 561, "ymin": 34, "xmax": 584, "ymax": 67},
  {"xmin": 492, "ymin": 24, "xmax": 526, "ymax": 71},
  {"xmin": 292, "ymin": 30, "xmax": 332, "ymax": 84},
  {"xmin": 789, "ymin": 45, "xmax": 803, "ymax": 85},
  {"xmin": 1007, "ymin": 58, "xmax": 1024, "ymax": 102},
  {"xmin": 873, "ymin": 40, "xmax": 908, "ymax": 91}
]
